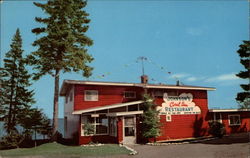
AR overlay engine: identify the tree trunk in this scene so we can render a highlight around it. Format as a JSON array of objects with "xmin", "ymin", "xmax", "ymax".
[
  {"xmin": 52, "ymin": 69, "xmax": 60, "ymax": 141},
  {"xmin": 7, "ymin": 79, "xmax": 15, "ymax": 134}
]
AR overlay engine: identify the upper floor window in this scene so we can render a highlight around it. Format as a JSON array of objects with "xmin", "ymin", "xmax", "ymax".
[
  {"xmin": 228, "ymin": 115, "xmax": 241, "ymax": 126},
  {"xmin": 84, "ymin": 90, "xmax": 98, "ymax": 101},
  {"xmin": 124, "ymin": 91, "xmax": 136, "ymax": 98},
  {"xmin": 70, "ymin": 92, "xmax": 73, "ymax": 101}
]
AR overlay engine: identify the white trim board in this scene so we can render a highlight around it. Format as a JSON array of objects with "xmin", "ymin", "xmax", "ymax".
[
  {"xmin": 72, "ymin": 100, "xmax": 144, "ymax": 114},
  {"xmin": 107, "ymin": 111, "xmax": 143, "ymax": 117}
]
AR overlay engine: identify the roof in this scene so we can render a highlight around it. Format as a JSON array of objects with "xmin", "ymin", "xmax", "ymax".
[
  {"xmin": 72, "ymin": 100, "xmax": 144, "ymax": 114},
  {"xmin": 209, "ymin": 109, "xmax": 250, "ymax": 112},
  {"xmin": 60, "ymin": 80, "xmax": 216, "ymax": 96}
]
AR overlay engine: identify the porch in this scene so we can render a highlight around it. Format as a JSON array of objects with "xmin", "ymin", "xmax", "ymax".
[{"xmin": 72, "ymin": 101, "xmax": 145, "ymax": 145}]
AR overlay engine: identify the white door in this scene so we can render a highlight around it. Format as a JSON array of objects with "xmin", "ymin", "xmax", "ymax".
[{"xmin": 123, "ymin": 116, "xmax": 136, "ymax": 144}]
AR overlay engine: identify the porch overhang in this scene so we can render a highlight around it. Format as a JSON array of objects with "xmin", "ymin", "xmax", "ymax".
[
  {"xmin": 72, "ymin": 100, "xmax": 144, "ymax": 114},
  {"xmin": 107, "ymin": 110, "xmax": 143, "ymax": 116}
]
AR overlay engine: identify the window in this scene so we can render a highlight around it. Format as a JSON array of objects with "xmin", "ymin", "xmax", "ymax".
[
  {"xmin": 65, "ymin": 94, "xmax": 68, "ymax": 104},
  {"xmin": 213, "ymin": 113, "xmax": 222, "ymax": 123},
  {"xmin": 228, "ymin": 115, "xmax": 241, "ymax": 126},
  {"xmin": 154, "ymin": 91, "xmax": 163, "ymax": 97},
  {"xmin": 82, "ymin": 115, "xmax": 108, "ymax": 136},
  {"xmin": 64, "ymin": 117, "xmax": 67, "ymax": 133},
  {"xmin": 70, "ymin": 92, "xmax": 73, "ymax": 101},
  {"xmin": 124, "ymin": 91, "xmax": 136, "ymax": 98},
  {"xmin": 84, "ymin": 90, "xmax": 98, "ymax": 101}
]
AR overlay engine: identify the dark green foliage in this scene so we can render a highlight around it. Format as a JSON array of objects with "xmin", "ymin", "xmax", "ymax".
[
  {"xmin": 0, "ymin": 29, "xmax": 35, "ymax": 134},
  {"xmin": 18, "ymin": 108, "xmax": 52, "ymax": 139},
  {"xmin": 0, "ymin": 131, "xmax": 25, "ymax": 149},
  {"xmin": 83, "ymin": 123, "xmax": 95, "ymax": 135},
  {"xmin": 208, "ymin": 121, "xmax": 225, "ymax": 138},
  {"xmin": 141, "ymin": 94, "xmax": 161, "ymax": 141},
  {"xmin": 29, "ymin": 0, "xmax": 94, "ymax": 137},
  {"xmin": 0, "ymin": 29, "xmax": 51, "ymax": 149},
  {"xmin": 29, "ymin": 0, "xmax": 93, "ymax": 79},
  {"xmin": 235, "ymin": 40, "xmax": 250, "ymax": 107}
]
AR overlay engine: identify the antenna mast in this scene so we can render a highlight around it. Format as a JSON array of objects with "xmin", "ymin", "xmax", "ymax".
[{"xmin": 137, "ymin": 56, "xmax": 147, "ymax": 76}]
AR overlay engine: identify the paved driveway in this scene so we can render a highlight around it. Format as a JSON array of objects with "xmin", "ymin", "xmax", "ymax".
[
  {"xmin": 125, "ymin": 133, "xmax": 250, "ymax": 158},
  {"xmin": 128, "ymin": 143, "xmax": 249, "ymax": 158}
]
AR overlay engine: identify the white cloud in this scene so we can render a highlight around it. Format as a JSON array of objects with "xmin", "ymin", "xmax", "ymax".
[
  {"xmin": 186, "ymin": 27, "xmax": 203, "ymax": 36},
  {"xmin": 205, "ymin": 73, "xmax": 239, "ymax": 82},
  {"xmin": 169, "ymin": 73, "xmax": 189, "ymax": 79},
  {"xmin": 186, "ymin": 77, "xmax": 198, "ymax": 82}
]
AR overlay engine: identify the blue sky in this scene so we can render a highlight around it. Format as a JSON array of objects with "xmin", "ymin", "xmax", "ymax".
[{"xmin": 0, "ymin": 0, "xmax": 249, "ymax": 118}]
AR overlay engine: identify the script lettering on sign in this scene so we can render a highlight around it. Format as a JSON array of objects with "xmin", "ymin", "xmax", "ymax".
[{"xmin": 157, "ymin": 93, "xmax": 201, "ymax": 115}]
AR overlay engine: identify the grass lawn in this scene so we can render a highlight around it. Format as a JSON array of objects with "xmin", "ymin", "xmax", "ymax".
[{"xmin": 0, "ymin": 142, "xmax": 130, "ymax": 157}]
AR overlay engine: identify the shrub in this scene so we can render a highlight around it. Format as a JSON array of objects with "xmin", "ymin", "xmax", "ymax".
[
  {"xmin": 208, "ymin": 121, "xmax": 225, "ymax": 138},
  {"xmin": 0, "ymin": 131, "xmax": 25, "ymax": 149},
  {"xmin": 83, "ymin": 123, "xmax": 95, "ymax": 136}
]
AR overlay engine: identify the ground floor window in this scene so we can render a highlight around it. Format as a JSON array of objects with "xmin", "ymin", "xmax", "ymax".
[
  {"xmin": 228, "ymin": 115, "xmax": 241, "ymax": 126},
  {"xmin": 213, "ymin": 113, "xmax": 222, "ymax": 123},
  {"xmin": 82, "ymin": 115, "xmax": 108, "ymax": 136}
]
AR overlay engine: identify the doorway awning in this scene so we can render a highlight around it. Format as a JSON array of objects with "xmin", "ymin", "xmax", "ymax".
[{"xmin": 72, "ymin": 100, "xmax": 144, "ymax": 114}]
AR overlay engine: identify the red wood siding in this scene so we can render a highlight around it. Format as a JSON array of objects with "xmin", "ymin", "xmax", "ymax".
[
  {"xmin": 79, "ymin": 135, "xmax": 117, "ymax": 144},
  {"xmin": 117, "ymin": 117, "xmax": 123, "ymax": 143},
  {"xmin": 221, "ymin": 112, "xmax": 250, "ymax": 134},
  {"xmin": 153, "ymin": 90, "xmax": 210, "ymax": 141},
  {"xmin": 74, "ymin": 85, "xmax": 144, "ymax": 111}
]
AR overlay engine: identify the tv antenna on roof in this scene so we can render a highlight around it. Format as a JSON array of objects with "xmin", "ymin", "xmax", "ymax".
[{"xmin": 137, "ymin": 56, "xmax": 147, "ymax": 76}]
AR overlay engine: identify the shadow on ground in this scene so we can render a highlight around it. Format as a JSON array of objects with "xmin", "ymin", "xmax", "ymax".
[{"xmin": 198, "ymin": 133, "xmax": 250, "ymax": 145}]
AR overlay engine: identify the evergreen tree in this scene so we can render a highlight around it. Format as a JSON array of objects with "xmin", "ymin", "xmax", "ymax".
[
  {"xmin": 0, "ymin": 29, "xmax": 35, "ymax": 134},
  {"xmin": 18, "ymin": 108, "xmax": 52, "ymax": 139},
  {"xmin": 236, "ymin": 40, "xmax": 250, "ymax": 108},
  {"xmin": 141, "ymin": 94, "xmax": 161, "ymax": 142},
  {"xmin": 28, "ymin": 0, "xmax": 94, "ymax": 139}
]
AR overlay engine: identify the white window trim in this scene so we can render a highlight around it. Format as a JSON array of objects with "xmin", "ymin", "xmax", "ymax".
[
  {"xmin": 84, "ymin": 90, "xmax": 99, "ymax": 101},
  {"xmin": 228, "ymin": 114, "xmax": 241, "ymax": 126},
  {"xmin": 81, "ymin": 115, "xmax": 109, "ymax": 136},
  {"xmin": 124, "ymin": 91, "xmax": 136, "ymax": 98}
]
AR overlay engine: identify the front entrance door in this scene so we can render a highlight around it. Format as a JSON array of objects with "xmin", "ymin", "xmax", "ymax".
[{"xmin": 123, "ymin": 116, "xmax": 136, "ymax": 144}]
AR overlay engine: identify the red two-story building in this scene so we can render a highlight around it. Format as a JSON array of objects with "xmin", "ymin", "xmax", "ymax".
[{"xmin": 59, "ymin": 76, "xmax": 250, "ymax": 145}]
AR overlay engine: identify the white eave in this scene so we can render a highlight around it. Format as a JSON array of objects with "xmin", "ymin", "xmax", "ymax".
[
  {"xmin": 60, "ymin": 80, "xmax": 216, "ymax": 96},
  {"xmin": 209, "ymin": 109, "xmax": 250, "ymax": 112},
  {"xmin": 142, "ymin": 85, "xmax": 216, "ymax": 91},
  {"xmin": 72, "ymin": 100, "xmax": 144, "ymax": 114}
]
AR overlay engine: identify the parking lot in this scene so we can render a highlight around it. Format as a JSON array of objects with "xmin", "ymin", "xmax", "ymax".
[{"xmin": 127, "ymin": 133, "xmax": 250, "ymax": 158}]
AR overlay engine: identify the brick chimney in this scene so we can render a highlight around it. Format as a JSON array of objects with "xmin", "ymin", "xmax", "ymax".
[{"xmin": 141, "ymin": 75, "xmax": 148, "ymax": 84}]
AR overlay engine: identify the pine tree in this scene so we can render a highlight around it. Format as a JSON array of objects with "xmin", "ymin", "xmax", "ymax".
[
  {"xmin": 141, "ymin": 94, "xmax": 161, "ymax": 142},
  {"xmin": 236, "ymin": 40, "xmax": 250, "ymax": 108},
  {"xmin": 28, "ymin": 0, "xmax": 93, "ymax": 139},
  {"xmin": 0, "ymin": 29, "xmax": 35, "ymax": 134},
  {"xmin": 18, "ymin": 108, "xmax": 52, "ymax": 139}
]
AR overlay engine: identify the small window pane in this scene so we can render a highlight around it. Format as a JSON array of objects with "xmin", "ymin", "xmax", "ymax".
[
  {"xmin": 125, "ymin": 127, "xmax": 135, "ymax": 136},
  {"xmin": 125, "ymin": 117, "xmax": 134, "ymax": 126},
  {"xmin": 229, "ymin": 115, "xmax": 241, "ymax": 126},
  {"xmin": 96, "ymin": 125, "xmax": 108, "ymax": 134},
  {"xmin": 85, "ymin": 90, "xmax": 98, "ymax": 101},
  {"xmin": 124, "ymin": 91, "xmax": 136, "ymax": 98}
]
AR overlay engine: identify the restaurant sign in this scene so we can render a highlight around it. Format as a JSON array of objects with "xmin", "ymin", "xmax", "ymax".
[{"xmin": 157, "ymin": 93, "xmax": 201, "ymax": 115}]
